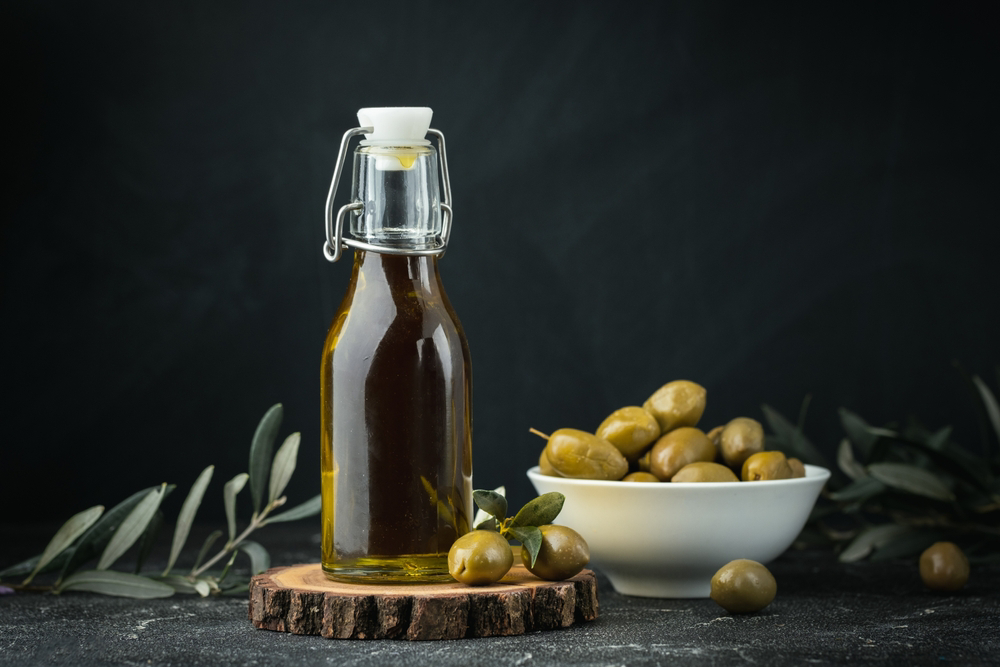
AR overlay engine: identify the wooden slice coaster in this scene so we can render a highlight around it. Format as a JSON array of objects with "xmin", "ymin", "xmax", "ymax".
[{"xmin": 249, "ymin": 563, "xmax": 598, "ymax": 640}]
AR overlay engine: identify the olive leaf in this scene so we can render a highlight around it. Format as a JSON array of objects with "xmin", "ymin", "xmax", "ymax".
[
  {"xmin": 868, "ymin": 529, "xmax": 950, "ymax": 562},
  {"xmin": 223, "ymin": 473, "xmax": 249, "ymax": 541},
  {"xmin": 156, "ymin": 574, "xmax": 200, "ymax": 594},
  {"xmin": 474, "ymin": 516, "xmax": 497, "ymax": 532},
  {"xmin": 98, "ymin": 484, "xmax": 169, "ymax": 570},
  {"xmin": 164, "ymin": 465, "xmax": 214, "ymax": 576},
  {"xmin": 249, "ymin": 403, "xmax": 283, "ymax": 513},
  {"xmin": 827, "ymin": 476, "xmax": 886, "ymax": 502},
  {"xmin": 0, "ymin": 550, "xmax": 72, "ymax": 580},
  {"xmin": 191, "ymin": 530, "xmax": 223, "ymax": 573},
  {"xmin": 472, "ymin": 486, "xmax": 505, "ymax": 529},
  {"xmin": 268, "ymin": 432, "xmax": 300, "ymax": 504},
  {"xmin": 23, "ymin": 505, "xmax": 104, "ymax": 585},
  {"xmin": 972, "ymin": 375, "xmax": 1000, "ymax": 448},
  {"xmin": 839, "ymin": 408, "xmax": 880, "ymax": 458},
  {"xmin": 837, "ymin": 438, "xmax": 868, "ymax": 481},
  {"xmin": 509, "ymin": 492, "xmax": 564, "ymax": 529},
  {"xmin": 56, "ymin": 570, "xmax": 175, "ymax": 599},
  {"xmin": 507, "ymin": 526, "xmax": 542, "ymax": 567},
  {"xmin": 238, "ymin": 540, "xmax": 270, "ymax": 574},
  {"xmin": 761, "ymin": 404, "xmax": 833, "ymax": 471},
  {"xmin": 839, "ymin": 524, "xmax": 912, "ymax": 563},
  {"xmin": 134, "ymin": 510, "xmax": 164, "ymax": 574},
  {"xmin": 58, "ymin": 486, "xmax": 160, "ymax": 582},
  {"xmin": 867, "ymin": 462, "xmax": 955, "ymax": 502},
  {"xmin": 473, "ymin": 489, "xmax": 508, "ymax": 523},
  {"xmin": 262, "ymin": 494, "xmax": 321, "ymax": 524}
]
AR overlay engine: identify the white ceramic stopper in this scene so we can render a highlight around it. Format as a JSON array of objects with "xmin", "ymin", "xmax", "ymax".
[{"xmin": 357, "ymin": 107, "xmax": 433, "ymax": 143}]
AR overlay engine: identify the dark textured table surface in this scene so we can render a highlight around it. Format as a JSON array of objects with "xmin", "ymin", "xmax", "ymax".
[{"xmin": 1, "ymin": 524, "xmax": 998, "ymax": 666}]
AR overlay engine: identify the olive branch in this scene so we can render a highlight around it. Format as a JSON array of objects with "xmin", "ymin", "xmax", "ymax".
[
  {"xmin": 469, "ymin": 487, "xmax": 565, "ymax": 567},
  {"xmin": 764, "ymin": 365, "xmax": 1000, "ymax": 564},
  {"xmin": 0, "ymin": 404, "xmax": 320, "ymax": 598}
]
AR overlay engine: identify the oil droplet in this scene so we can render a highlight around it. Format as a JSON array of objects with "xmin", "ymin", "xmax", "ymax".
[{"xmin": 397, "ymin": 154, "xmax": 417, "ymax": 169}]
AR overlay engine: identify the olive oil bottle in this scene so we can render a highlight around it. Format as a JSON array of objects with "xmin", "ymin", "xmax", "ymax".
[{"xmin": 319, "ymin": 108, "xmax": 472, "ymax": 582}]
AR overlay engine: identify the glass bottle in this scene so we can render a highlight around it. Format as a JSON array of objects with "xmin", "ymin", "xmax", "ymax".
[{"xmin": 320, "ymin": 108, "xmax": 473, "ymax": 583}]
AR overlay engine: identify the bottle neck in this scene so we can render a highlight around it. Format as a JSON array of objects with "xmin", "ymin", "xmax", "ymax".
[
  {"xmin": 350, "ymin": 145, "xmax": 442, "ymax": 250},
  {"xmin": 351, "ymin": 250, "xmax": 443, "ymax": 300}
]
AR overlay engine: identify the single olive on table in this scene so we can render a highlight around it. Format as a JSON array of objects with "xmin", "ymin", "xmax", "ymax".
[
  {"xmin": 448, "ymin": 530, "xmax": 515, "ymax": 585},
  {"xmin": 919, "ymin": 541, "xmax": 969, "ymax": 592},
  {"xmin": 710, "ymin": 559, "xmax": 777, "ymax": 613}
]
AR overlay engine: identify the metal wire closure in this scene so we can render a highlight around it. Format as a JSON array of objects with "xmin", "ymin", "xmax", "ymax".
[{"xmin": 323, "ymin": 127, "xmax": 454, "ymax": 263}]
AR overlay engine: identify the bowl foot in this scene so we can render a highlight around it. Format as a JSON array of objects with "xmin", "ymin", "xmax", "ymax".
[{"xmin": 605, "ymin": 572, "xmax": 712, "ymax": 598}]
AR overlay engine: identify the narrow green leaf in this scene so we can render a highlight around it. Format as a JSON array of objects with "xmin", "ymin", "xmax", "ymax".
[
  {"xmin": 472, "ymin": 489, "xmax": 508, "ymax": 522},
  {"xmin": 193, "ymin": 579, "xmax": 211, "ymax": 597},
  {"xmin": 24, "ymin": 505, "xmax": 104, "ymax": 584},
  {"xmin": 839, "ymin": 524, "xmax": 912, "ymax": 562},
  {"xmin": 56, "ymin": 570, "xmax": 175, "ymax": 598},
  {"xmin": 510, "ymin": 492, "xmax": 565, "ymax": 528},
  {"xmin": 134, "ymin": 510, "xmax": 164, "ymax": 574},
  {"xmin": 1, "ymin": 550, "xmax": 72, "ymax": 580},
  {"xmin": 192, "ymin": 530, "xmax": 223, "ymax": 573},
  {"xmin": 249, "ymin": 403, "xmax": 283, "ymax": 513},
  {"xmin": 156, "ymin": 574, "xmax": 200, "ymax": 594},
  {"xmin": 98, "ymin": 484, "xmax": 168, "ymax": 570},
  {"xmin": 926, "ymin": 426, "xmax": 953, "ymax": 451},
  {"xmin": 827, "ymin": 476, "xmax": 886, "ymax": 502},
  {"xmin": 221, "ymin": 582, "xmax": 250, "ymax": 596},
  {"xmin": 837, "ymin": 439, "xmax": 867, "ymax": 481},
  {"xmin": 58, "ymin": 486, "xmax": 160, "ymax": 582},
  {"xmin": 474, "ymin": 516, "xmax": 498, "ymax": 532},
  {"xmin": 268, "ymin": 433, "xmax": 300, "ymax": 505},
  {"xmin": 973, "ymin": 375, "xmax": 1000, "ymax": 450},
  {"xmin": 238, "ymin": 540, "xmax": 270, "ymax": 574},
  {"xmin": 472, "ymin": 486, "xmax": 505, "ymax": 529},
  {"xmin": 508, "ymin": 526, "xmax": 542, "ymax": 567},
  {"xmin": 761, "ymin": 404, "xmax": 833, "ymax": 470},
  {"xmin": 839, "ymin": 408, "xmax": 880, "ymax": 458},
  {"xmin": 164, "ymin": 465, "xmax": 215, "ymax": 576},
  {"xmin": 868, "ymin": 463, "xmax": 956, "ymax": 502},
  {"xmin": 262, "ymin": 495, "xmax": 321, "ymax": 524},
  {"xmin": 224, "ymin": 473, "xmax": 249, "ymax": 541},
  {"xmin": 869, "ymin": 529, "xmax": 950, "ymax": 562}
]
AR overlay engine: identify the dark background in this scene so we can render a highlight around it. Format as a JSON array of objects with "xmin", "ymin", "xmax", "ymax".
[{"xmin": 3, "ymin": 1, "xmax": 998, "ymax": 525}]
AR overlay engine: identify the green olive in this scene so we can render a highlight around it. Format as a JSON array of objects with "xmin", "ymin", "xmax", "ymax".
[
  {"xmin": 710, "ymin": 559, "xmax": 777, "ymax": 613},
  {"xmin": 648, "ymin": 427, "xmax": 716, "ymax": 481},
  {"xmin": 787, "ymin": 457, "xmax": 806, "ymax": 478},
  {"xmin": 622, "ymin": 471, "xmax": 661, "ymax": 483},
  {"xmin": 671, "ymin": 461, "xmax": 739, "ymax": 483},
  {"xmin": 720, "ymin": 417, "xmax": 765, "ymax": 469},
  {"xmin": 741, "ymin": 451, "xmax": 793, "ymax": 481},
  {"xmin": 706, "ymin": 425, "xmax": 724, "ymax": 449},
  {"xmin": 448, "ymin": 530, "xmax": 514, "ymax": 585},
  {"xmin": 642, "ymin": 380, "xmax": 707, "ymax": 433},
  {"xmin": 596, "ymin": 406, "xmax": 661, "ymax": 461},
  {"xmin": 920, "ymin": 542, "xmax": 969, "ymax": 592},
  {"xmin": 539, "ymin": 449, "xmax": 561, "ymax": 476},
  {"xmin": 544, "ymin": 428, "xmax": 628, "ymax": 480},
  {"xmin": 522, "ymin": 525, "xmax": 590, "ymax": 581}
]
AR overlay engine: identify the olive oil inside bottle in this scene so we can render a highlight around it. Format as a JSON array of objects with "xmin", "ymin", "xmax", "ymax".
[{"xmin": 321, "ymin": 251, "xmax": 472, "ymax": 583}]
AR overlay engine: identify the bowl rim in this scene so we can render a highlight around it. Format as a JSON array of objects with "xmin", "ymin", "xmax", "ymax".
[{"xmin": 526, "ymin": 463, "xmax": 831, "ymax": 488}]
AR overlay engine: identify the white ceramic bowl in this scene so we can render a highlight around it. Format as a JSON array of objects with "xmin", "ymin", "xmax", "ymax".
[{"xmin": 527, "ymin": 464, "xmax": 830, "ymax": 598}]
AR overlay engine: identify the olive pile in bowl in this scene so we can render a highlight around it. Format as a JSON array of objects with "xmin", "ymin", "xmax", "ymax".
[
  {"xmin": 527, "ymin": 380, "xmax": 831, "ymax": 598},
  {"xmin": 537, "ymin": 380, "xmax": 806, "ymax": 483}
]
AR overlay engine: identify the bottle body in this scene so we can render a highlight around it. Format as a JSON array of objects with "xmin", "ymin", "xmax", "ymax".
[{"xmin": 321, "ymin": 250, "xmax": 472, "ymax": 582}]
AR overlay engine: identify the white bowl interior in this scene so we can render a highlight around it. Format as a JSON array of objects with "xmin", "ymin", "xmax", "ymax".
[{"xmin": 527, "ymin": 464, "xmax": 830, "ymax": 598}]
